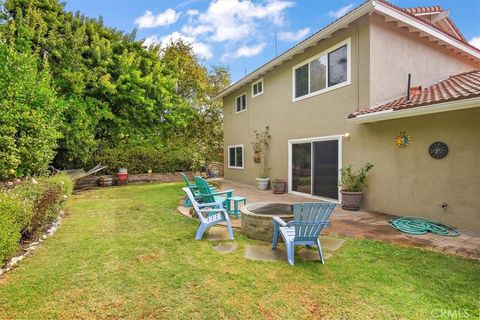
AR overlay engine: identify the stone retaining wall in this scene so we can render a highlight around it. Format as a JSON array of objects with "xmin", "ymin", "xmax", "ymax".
[{"xmin": 74, "ymin": 171, "xmax": 194, "ymax": 190}]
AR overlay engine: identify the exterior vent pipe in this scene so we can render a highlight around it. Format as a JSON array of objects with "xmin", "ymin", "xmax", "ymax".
[{"xmin": 407, "ymin": 73, "xmax": 411, "ymax": 101}]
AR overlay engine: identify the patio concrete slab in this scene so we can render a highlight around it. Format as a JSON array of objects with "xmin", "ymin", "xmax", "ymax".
[
  {"xmin": 178, "ymin": 179, "xmax": 480, "ymax": 260},
  {"xmin": 213, "ymin": 243, "xmax": 238, "ymax": 254}
]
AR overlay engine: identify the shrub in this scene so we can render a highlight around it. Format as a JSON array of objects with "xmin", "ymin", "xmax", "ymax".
[
  {"xmin": 14, "ymin": 175, "xmax": 74, "ymax": 238},
  {"xmin": 339, "ymin": 163, "xmax": 374, "ymax": 192},
  {"xmin": 95, "ymin": 146, "xmax": 194, "ymax": 174},
  {"xmin": 0, "ymin": 192, "xmax": 32, "ymax": 262},
  {"xmin": 0, "ymin": 174, "xmax": 73, "ymax": 263}
]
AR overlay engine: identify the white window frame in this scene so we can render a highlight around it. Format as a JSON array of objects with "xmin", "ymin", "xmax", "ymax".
[
  {"xmin": 287, "ymin": 135, "xmax": 343, "ymax": 203},
  {"xmin": 235, "ymin": 93, "xmax": 247, "ymax": 113},
  {"xmin": 251, "ymin": 78, "xmax": 264, "ymax": 98},
  {"xmin": 292, "ymin": 38, "xmax": 351, "ymax": 102},
  {"xmin": 227, "ymin": 144, "xmax": 244, "ymax": 169}
]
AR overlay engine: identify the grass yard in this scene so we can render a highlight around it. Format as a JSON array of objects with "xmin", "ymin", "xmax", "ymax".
[{"xmin": 0, "ymin": 183, "xmax": 478, "ymax": 319}]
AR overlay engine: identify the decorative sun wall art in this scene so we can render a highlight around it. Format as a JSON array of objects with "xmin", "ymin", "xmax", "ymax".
[{"xmin": 395, "ymin": 131, "xmax": 411, "ymax": 148}]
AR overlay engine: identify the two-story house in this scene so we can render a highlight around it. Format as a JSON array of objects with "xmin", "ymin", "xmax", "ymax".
[{"xmin": 215, "ymin": 0, "xmax": 480, "ymax": 231}]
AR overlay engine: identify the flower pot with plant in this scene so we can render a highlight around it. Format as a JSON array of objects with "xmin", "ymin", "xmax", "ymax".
[
  {"xmin": 272, "ymin": 178, "xmax": 287, "ymax": 194},
  {"xmin": 252, "ymin": 126, "xmax": 271, "ymax": 190},
  {"xmin": 339, "ymin": 163, "xmax": 373, "ymax": 211},
  {"xmin": 117, "ymin": 168, "xmax": 129, "ymax": 185}
]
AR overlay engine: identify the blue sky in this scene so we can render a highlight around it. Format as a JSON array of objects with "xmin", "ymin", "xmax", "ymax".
[{"xmin": 65, "ymin": 0, "xmax": 480, "ymax": 82}]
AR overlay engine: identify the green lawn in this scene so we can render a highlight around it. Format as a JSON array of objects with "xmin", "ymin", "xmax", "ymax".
[{"xmin": 0, "ymin": 183, "xmax": 478, "ymax": 319}]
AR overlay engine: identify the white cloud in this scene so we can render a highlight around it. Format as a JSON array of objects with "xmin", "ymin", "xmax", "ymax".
[
  {"xmin": 186, "ymin": 9, "xmax": 199, "ymax": 16},
  {"xmin": 182, "ymin": 0, "xmax": 294, "ymax": 42},
  {"xmin": 135, "ymin": 9, "xmax": 181, "ymax": 29},
  {"xmin": 223, "ymin": 43, "xmax": 266, "ymax": 60},
  {"xmin": 181, "ymin": 24, "xmax": 213, "ymax": 37},
  {"xmin": 278, "ymin": 28, "xmax": 311, "ymax": 42},
  {"xmin": 469, "ymin": 36, "xmax": 480, "ymax": 49},
  {"xmin": 143, "ymin": 32, "xmax": 213, "ymax": 59},
  {"xmin": 328, "ymin": 3, "xmax": 355, "ymax": 19}
]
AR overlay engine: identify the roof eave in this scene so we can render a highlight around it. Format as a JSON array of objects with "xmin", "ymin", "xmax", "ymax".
[
  {"xmin": 373, "ymin": 1, "xmax": 479, "ymax": 59},
  {"xmin": 213, "ymin": 1, "xmax": 375, "ymax": 101},
  {"xmin": 214, "ymin": 0, "xmax": 480, "ymax": 101},
  {"xmin": 348, "ymin": 96, "xmax": 480, "ymax": 123}
]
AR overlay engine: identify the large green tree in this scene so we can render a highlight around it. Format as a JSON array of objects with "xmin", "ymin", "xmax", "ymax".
[
  {"xmin": 160, "ymin": 39, "xmax": 231, "ymax": 166},
  {"xmin": 0, "ymin": 0, "xmax": 231, "ymax": 175},
  {"xmin": 0, "ymin": 43, "xmax": 62, "ymax": 178}
]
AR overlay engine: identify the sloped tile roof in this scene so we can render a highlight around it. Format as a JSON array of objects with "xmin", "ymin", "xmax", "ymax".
[
  {"xmin": 403, "ymin": 6, "xmax": 443, "ymax": 15},
  {"xmin": 378, "ymin": 0, "xmax": 469, "ymax": 43},
  {"xmin": 402, "ymin": 5, "xmax": 466, "ymax": 41},
  {"xmin": 349, "ymin": 70, "xmax": 480, "ymax": 118}
]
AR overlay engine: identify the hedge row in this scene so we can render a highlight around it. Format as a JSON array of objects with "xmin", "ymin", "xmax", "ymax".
[
  {"xmin": 94, "ymin": 146, "xmax": 195, "ymax": 174},
  {"xmin": 0, "ymin": 174, "xmax": 73, "ymax": 263}
]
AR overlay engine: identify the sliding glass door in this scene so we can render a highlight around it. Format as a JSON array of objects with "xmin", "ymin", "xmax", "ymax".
[{"xmin": 290, "ymin": 137, "xmax": 340, "ymax": 200}]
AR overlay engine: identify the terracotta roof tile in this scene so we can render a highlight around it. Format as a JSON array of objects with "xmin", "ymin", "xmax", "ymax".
[
  {"xmin": 403, "ymin": 6, "xmax": 466, "ymax": 41},
  {"xmin": 349, "ymin": 69, "xmax": 480, "ymax": 118},
  {"xmin": 377, "ymin": 0, "xmax": 471, "ymax": 44},
  {"xmin": 403, "ymin": 6, "xmax": 443, "ymax": 15}
]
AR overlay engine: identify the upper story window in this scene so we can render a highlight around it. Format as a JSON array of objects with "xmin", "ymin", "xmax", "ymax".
[
  {"xmin": 235, "ymin": 93, "xmax": 247, "ymax": 112},
  {"xmin": 293, "ymin": 38, "xmax": 351, "ymax": 102},
  {"xmin": 228, "ymin": 145, "xmax": 244, "ymax": 169},
  {"xmin": 252, "ymin": 78, "xmax": 264, "ymax": 98}
]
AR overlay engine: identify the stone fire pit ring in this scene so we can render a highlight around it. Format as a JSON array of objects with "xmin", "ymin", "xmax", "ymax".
[{"xmin": 240, "ymin": 202, "xmax": 294, "ymax": 242}]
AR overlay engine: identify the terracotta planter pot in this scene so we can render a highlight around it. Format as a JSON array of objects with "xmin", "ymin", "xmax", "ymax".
[
  {"xmin": 340, "ymin": 190, "xmax": 363, "ymax": 211},
  {"xmin": 272, "ymin": 180, "xmax": 286, "ymax": 194},
  {"xmin": 116, "ymin": 173, "xmax": 129, "ymax": 185}
]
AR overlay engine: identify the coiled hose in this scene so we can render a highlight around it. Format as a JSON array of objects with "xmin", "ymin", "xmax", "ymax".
[{"xmin": 389, "ymin": 216, "xmax": 460, "ymax": 236}]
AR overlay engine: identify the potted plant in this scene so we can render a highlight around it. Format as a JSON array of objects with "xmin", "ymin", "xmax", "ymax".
[
  {"xmin": 117, "ymin": 168, "xmax": 129, "ymax": 185},
  {"xmin": 252, "ymin": 126, "xmax": 271, "ymax": 190},
  {"xmin": 272, "ymin": 178, "xmax": 287, "ymax": 194},
  {"xmin": 339, "ymin": 163, "xmax": 373, "ymax": 211}
]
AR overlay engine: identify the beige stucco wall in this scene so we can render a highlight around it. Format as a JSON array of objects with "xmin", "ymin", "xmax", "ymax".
[
  {"xmin": 224, "ymin": 16, "xmax": 370, "ymax": 185},
  {"xmin": 222, "ymin": 14, "xmax": 480, "ymax": 231},
  {"xmin": 369, "ymin": 13, "xmax": 479, "ymax": 106},
  {"xmin": 347, "ymin": 108, "xmax": 480, "ymax": 231}
]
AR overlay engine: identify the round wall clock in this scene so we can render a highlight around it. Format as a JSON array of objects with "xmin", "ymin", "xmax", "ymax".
[{"xmin": 429, "ymin": 142, "xmax": 448, "ymax": 159}]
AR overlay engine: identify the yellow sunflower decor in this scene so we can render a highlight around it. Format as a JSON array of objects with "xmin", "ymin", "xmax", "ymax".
[{"xmin": 395, "ymin": 131, "xmax": 411, "ymax": 148}]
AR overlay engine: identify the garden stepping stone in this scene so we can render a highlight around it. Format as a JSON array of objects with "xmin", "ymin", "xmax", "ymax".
[
  {"xmin": 244, "ymin": 245, "xmax": 334, "ymax": 262},
  {"xmin": 244, "ymin": 245, "xmax": 286, "ymax": 262},
  {"xmin": 213, "ymin": 243, "xmax": 238, "ymax": 254},
  {"xmin": 206, "ymin": 227, "xmax": 232, "ymax": 241},
  {"xmin": 321, "ymin": 236, "xmax": 346, "ymax": 251}
]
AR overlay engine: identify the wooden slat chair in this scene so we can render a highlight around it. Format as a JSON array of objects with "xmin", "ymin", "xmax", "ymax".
[
  {"xmin": 180, "ymin": 172, "xmax": 215, "ymax": 207},
  {"xmin": 194, "ymin": 176, "xmax": 233, "ymax": 212},
  {"xmin": 272, "ymin": 202, "xmax": 336, "ymax": 266},
  {"xmin": 183, "ymin": 187, "xmax": 234, "ymax": 240}
]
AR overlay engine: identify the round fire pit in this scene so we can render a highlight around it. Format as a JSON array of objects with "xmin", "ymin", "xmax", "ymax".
[{"xmin": 241, "ymin": 202, "xmax": 294, "ymax": 241}]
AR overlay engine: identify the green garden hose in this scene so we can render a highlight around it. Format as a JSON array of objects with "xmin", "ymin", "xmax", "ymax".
[{"xmin": 389, "ymin": 217, "xmax": 460, "ymax": 237}]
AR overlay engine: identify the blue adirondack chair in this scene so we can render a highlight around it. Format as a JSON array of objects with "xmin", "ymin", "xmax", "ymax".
[
  {"xmin": 180, "ymin": 172, "xmax": 215, "ymax": 207},
  {"xmin": 183, "ymin": 187, "xmax": 234, "ymax": 240},
  {"xmin": 194, "ymin": 176, "xmax": 234, "ymax": 211},
  {"xmin": 272, "ymin": 202, "xmax": 336, "ymax": 266}
]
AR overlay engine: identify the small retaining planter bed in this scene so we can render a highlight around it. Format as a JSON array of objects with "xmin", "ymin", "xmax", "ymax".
[{"xmin": 0, "ymin": 174, "xmax": 73, "ymax": 271}]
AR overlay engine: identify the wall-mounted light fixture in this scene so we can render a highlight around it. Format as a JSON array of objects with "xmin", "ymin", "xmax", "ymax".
[{"xmin": 343, "ymin": 132, "xmax": 350, "ymax": 139}]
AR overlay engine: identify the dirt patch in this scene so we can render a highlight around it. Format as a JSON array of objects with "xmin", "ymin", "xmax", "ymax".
[{"xmin": 135, "ymin": 253, "xmax": 162, "ymax": 263}]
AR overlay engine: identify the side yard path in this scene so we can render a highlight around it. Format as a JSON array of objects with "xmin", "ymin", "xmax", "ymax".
[{"xmin": 0, "ymin": 183, "xmax": 478, "ymax": 319}]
